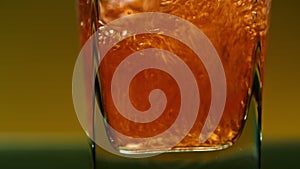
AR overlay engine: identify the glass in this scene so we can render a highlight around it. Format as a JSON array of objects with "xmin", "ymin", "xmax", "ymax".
[{"xmin": 75, "ymin": 0, "xmax": 271, "ymax": 168}]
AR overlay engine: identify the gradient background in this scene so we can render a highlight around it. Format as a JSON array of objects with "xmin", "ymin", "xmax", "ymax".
[{"xmin": 0, "ymin": 0, "xmax": 299, "ymax": 168}]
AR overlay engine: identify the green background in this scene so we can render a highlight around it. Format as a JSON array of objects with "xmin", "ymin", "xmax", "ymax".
[{"xmin": 0, "ymin": 0, "xmax": 299, "ymax": 168}]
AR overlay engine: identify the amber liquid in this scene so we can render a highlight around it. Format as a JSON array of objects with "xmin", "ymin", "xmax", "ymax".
[{"xmin": 78, "ymin": 0, "xmax": 270, "ymax": 153}]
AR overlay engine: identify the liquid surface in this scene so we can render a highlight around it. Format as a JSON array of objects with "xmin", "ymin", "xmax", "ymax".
[{"xmin": 78, "ymin": 0, "xmax": 270, "ymax": 152}]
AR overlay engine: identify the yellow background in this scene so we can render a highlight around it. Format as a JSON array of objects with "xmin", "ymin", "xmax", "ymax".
[{"xmin": 0, "ymin": 0, "xmax": 299, "ymax": 144}]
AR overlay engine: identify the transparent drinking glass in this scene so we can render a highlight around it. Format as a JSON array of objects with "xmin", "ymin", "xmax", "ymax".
[{"xmin": 75, "ymin": 0, "xmax": 271, "ymax": 168}]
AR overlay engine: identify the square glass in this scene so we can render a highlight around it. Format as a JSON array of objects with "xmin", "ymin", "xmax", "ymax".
[{"xmin": 74, "ymin": 0, "xmax": 271, "ymax": 168}]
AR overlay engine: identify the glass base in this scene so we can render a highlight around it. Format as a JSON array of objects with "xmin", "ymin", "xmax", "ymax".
[{"xmin": 90, "ymin": 95, "xmax": 261, "ymax": 169}]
